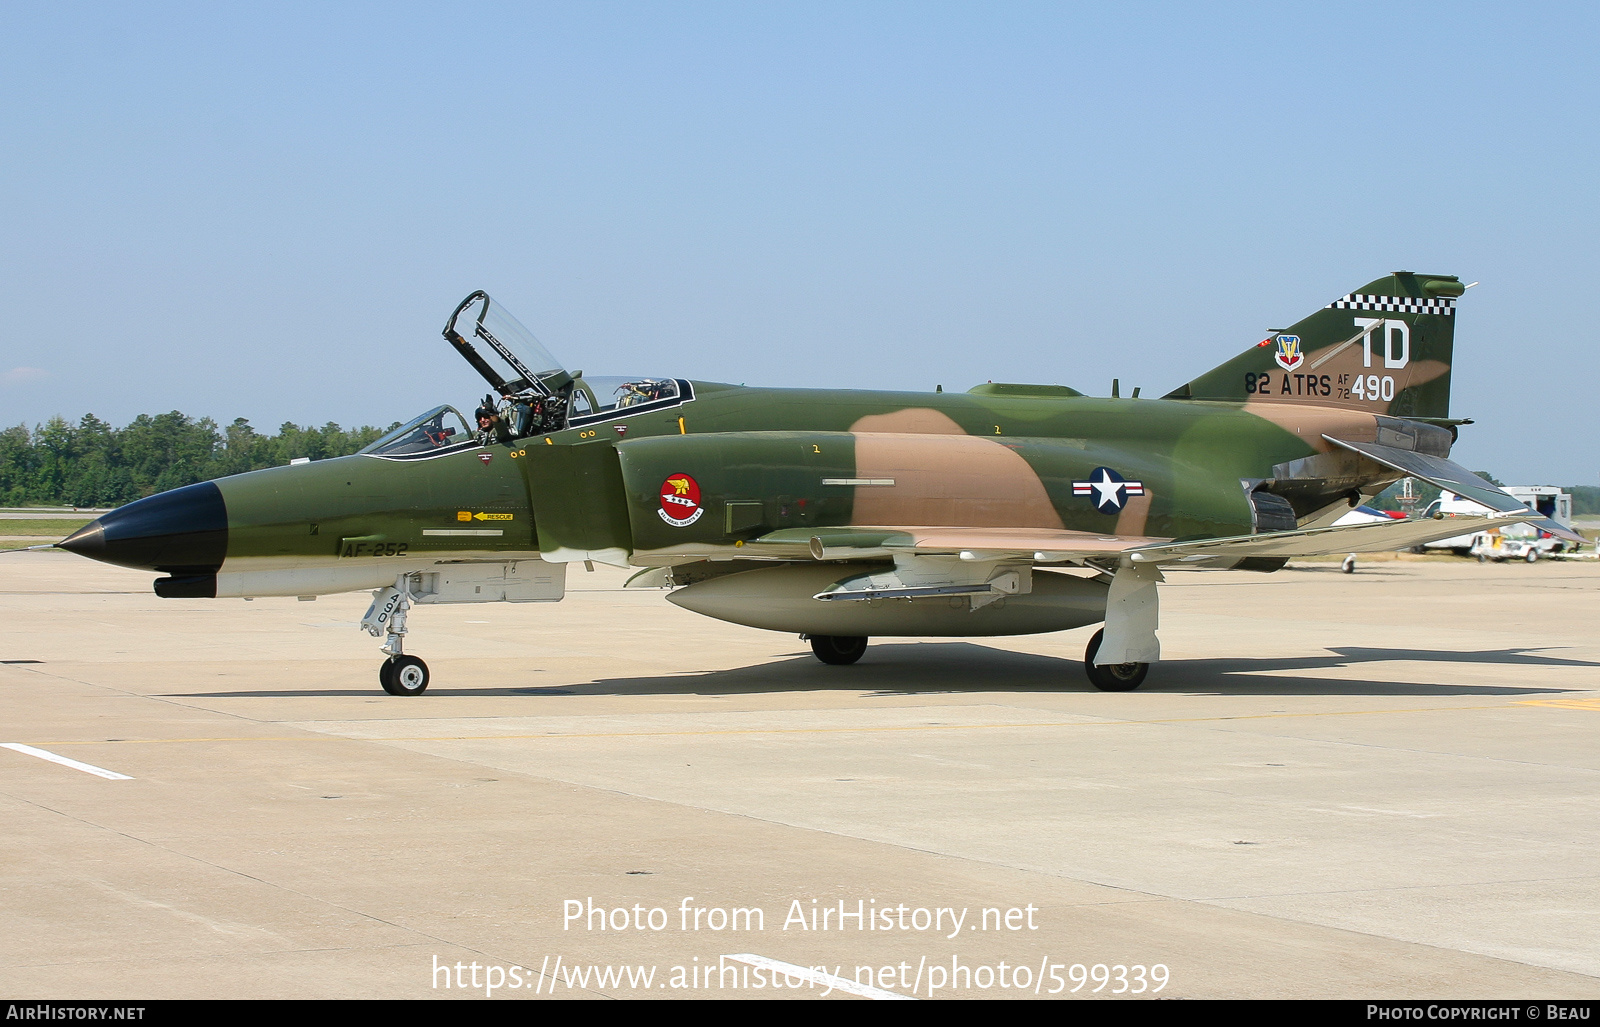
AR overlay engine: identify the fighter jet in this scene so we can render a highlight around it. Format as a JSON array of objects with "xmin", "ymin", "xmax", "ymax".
[{"xmin": 54, "ymin": 274, "xmax": 1578, "ymax": 695}]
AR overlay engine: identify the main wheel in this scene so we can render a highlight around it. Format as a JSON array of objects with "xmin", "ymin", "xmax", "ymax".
[
  {"xmin": 810, "ymin": 635, "xmax": 868, "ymax": 665},
  {"xmin": 1083, "ymin": 628, "xmax": 1148, "ymax": 691},
  {"xmin": 1341, "ymin": 554, "xmax": 1356, "ymax": 574},
  {"xmin": 1525, "ymin": 549, "xmax": 1539, "ymax": 563},
  {"xmin": 380, "ymin": 654, "xmax": 430, "ymax": 695}
]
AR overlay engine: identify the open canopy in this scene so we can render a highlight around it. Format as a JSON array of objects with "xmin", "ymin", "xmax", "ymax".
[{"xmin": 443, "ymin": 291, "xmax": 571, "ymax": 399}]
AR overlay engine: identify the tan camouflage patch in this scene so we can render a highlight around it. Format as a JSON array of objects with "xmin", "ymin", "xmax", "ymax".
[
  {"xmin": 850, "ymin": 433, "xmax": 1065, "ymax": 529},
  {"xmin": 848, "ymin": 408, "xmax": 966, "ymax": 435},
  {"xmin": 1243, "ymin": 402, "xmax": 1381, "ymax": 453}
]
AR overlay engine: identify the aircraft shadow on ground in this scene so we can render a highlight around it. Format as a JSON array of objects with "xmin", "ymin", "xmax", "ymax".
[
  {"xmin": 166, "ymin": 643, "xmax": 1598, "ymax": 700},
  {"xmin": 566, "ymin": 642, "xmax": 1596, "ymax": 699}
]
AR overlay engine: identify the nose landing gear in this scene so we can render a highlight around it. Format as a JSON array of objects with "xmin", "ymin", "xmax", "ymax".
[{"xmin": 363, "ymin": 574, "xmax": 431, "ymax": 695}]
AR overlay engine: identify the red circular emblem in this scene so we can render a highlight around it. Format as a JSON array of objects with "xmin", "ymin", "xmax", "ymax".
[{"xmin": 658, "ymin": 473, "xmax": 703, "ymax": 526}]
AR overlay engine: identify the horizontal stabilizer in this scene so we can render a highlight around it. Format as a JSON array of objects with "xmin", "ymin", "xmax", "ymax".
[
  {"xmin": 1127, "ymin": 511, "xmax": 1528, "ymax": 563},
  {"xmin": 1323, "ymin": 437, "xmax": 1584, "ymax": 543}
]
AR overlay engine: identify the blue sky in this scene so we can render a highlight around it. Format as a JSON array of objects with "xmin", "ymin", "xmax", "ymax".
[{"xmin": 2, "ymin": 2, "xmax": 1596, "ymax": 481}]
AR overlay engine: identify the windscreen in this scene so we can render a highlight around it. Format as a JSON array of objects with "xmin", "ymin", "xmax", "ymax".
[
  {"xmin": 358, "ymin": 406, "xmax": 473, "ymax": 457},
  {"xmin": 569, "ymin": 377, "xmax": 681, "ymax": 417}
]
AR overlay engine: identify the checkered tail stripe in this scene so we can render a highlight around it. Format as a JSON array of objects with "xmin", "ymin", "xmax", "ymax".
[{"xmin": 1326, "ymin": 294, "xmax": 1455, "ymax": 316}]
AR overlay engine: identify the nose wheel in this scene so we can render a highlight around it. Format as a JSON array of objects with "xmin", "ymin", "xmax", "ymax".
[
  {"xmin": 380, "ymin": 654, "xmax": 430, "ymax": 696},
  {"xmin": 363, "ymin": 574, "xmax": 431, "ymax": 696}
]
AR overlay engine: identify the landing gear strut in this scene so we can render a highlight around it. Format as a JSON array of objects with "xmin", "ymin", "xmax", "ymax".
[
  {"xmin": 363, "ymin": 574, "xmax": 430, "ymax": 695},
  {"xmin": 808, "ymin": 635, "xmax": 868, "ymax": 665},
  {"xmin": 1083, "ymin": 628, "xmax": 1147, "ymax": 691}
]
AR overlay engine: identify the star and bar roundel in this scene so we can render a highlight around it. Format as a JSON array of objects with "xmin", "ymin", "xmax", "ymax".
[{"xmin": 1073, "ymin": 467, "xmax": 1145, "ymax": 515}]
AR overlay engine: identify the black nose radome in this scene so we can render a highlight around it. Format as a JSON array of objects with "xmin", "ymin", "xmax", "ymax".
[{"xmin": 57, "ymin": 481, "xmax": 228, "ymax": 574}]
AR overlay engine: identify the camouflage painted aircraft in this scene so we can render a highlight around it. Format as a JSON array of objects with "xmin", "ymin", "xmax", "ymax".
[{"xmin": 54, "ymin": 274, "xmax": 1579, "ymax": 695}]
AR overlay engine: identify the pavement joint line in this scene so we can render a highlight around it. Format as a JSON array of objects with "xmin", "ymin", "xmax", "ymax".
[
  {"xmin": 1177, "ymin": 898, "xmax": 1600, "ymax": 984},
  {"xmin": 0, "ymin": 789, "xmax": 542, "ymax": 980},
  {"xmin": 1194, "ymin": 872, "xmax": 1600, "ymax": 904},
  {"xmin": 18, "ymin": 702, "xmax": 1535, "ymax": 746},
  {"xmin": 0, "ymin": 940, "xmax": 458, "ymax": 973}
]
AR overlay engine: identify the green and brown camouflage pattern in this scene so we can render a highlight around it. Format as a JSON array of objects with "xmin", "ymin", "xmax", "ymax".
[{"xmin": 63, "ymin": 272, "xmax": 1491, "ymax": 599}]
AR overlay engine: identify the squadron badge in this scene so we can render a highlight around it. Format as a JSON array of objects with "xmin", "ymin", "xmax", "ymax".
[
  {"xmin": 1073, "ymin": 467, "xmax": 1146, "ymax": 515},
  {"xmin": 658, "ymin": 473, "xmax": 704, "ymax": 526},
  {"xmin": 1272, "ymin": 333, "xmax": 1304, "ymax": 371}
]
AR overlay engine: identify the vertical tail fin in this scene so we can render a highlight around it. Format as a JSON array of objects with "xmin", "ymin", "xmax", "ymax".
[{"xmin": 1165, "ymin": 272, "xmax": 1465, "ymax": 419}]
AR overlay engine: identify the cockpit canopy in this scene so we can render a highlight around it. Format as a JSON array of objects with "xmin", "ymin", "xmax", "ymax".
[
  {"xmin": 570, "ymin": 376, "xmax": 681, "ymax": 418},
  {"xmin": 443, "ymin": 291, "xmax": 571, "ymax": 400},
  {"xmin": 366, "ymin": 291, "xmax": 694, "ymax": 452}
]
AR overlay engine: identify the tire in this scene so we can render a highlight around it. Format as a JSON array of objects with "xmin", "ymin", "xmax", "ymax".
[
  {"xmin": 809, "ymin": 635, "xmax": 868, "ymax": 665},
  {"xmin": 1341, "ymin": 554, "xmax": 1356, "ymax": 574},
  {"xmin": 1526, "ymin": 550, "xmax": 1539, "ymax": 563},
  {"xmin": 1083, "ymin": 628, "xmax": 1148, "ymax": 691},
  {"xmin": 381, "ymin": 654, "xmax": 430, "ymax": 695}
]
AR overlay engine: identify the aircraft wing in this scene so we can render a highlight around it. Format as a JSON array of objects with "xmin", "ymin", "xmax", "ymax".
[
  {"xmin": 1323, "ymin": 436, "xmax": 1584, "ymax": 543},
  {"xmin": 752, "ymin": 513, "xmax": 1530, "ymax": 565},
  {"xmin": 750, "ymin": 525, "xmax": 1170, "ymax": 562}
]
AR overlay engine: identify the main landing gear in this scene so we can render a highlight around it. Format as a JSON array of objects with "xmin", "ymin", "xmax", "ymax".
[
  {"xmin": 363, "ymin": 574, "xmax": 431, "ymax": 695},
  {"xmin": 807, "ymin": 635, "xmax": 868, "ymax": 665},
  {"xmin": 1083, "ymin": 628, "xmax": 1148, "ymax": 692}
]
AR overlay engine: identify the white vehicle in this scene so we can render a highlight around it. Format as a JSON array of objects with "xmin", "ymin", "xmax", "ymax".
[
  {"xmin": 1469, "ymin": 530, "xmax": 1544, "ymax": 563},
  {"xmin": 1423, "ymin": 486, "xmax": 1577, "ymax": 556}
]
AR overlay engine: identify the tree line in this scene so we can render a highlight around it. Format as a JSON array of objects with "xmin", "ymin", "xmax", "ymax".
[{"xmin": 0, "ymin": 413, "xmax": 396, "ymax": 508}]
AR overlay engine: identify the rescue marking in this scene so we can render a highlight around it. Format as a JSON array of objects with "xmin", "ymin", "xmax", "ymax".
[
  {"xmin": 659, "ymin": 474, "xmax": 704, "ymax": 526},
  {"xmin": 1, "ymin": 742, "xmax": 131, "ymax": 780},
  {"xmin": 1072, "ymin": 467, "xmax": 1145, "ymax": 514},
  {"xmin": 478, "ymin": 453, "xmax": 493, "ymax": 465}
]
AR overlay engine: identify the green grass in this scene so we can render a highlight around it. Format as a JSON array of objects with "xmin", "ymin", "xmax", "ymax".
[{"xmin": 0, "ymin": 519, "xmax": 91, "ymax": 537}]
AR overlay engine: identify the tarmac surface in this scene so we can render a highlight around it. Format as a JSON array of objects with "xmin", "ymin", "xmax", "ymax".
[{"xmin": 2, "ymin": 550, "xmax": 1598, "ymax": 1000}]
